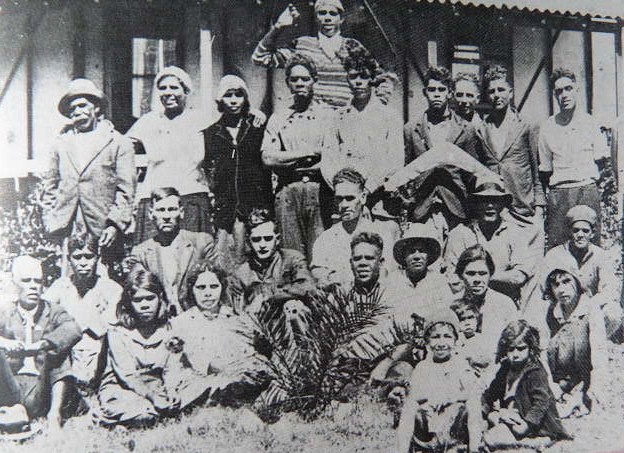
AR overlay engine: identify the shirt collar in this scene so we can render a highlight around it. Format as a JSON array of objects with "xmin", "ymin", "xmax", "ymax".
[
  {"xmin": 552, "ymin": 294, "xmax": 591, "ymax": 324},
  {"xmin": 564, "ymin": 241, "xmax": 595, "ymax": 265},
  {"xmin": 470, "ymin": 219, "xmax": 509, "ymax": 237},
  {"xmin": 318, "ymin": 31, "xmax": 342, "ymax": 44}
]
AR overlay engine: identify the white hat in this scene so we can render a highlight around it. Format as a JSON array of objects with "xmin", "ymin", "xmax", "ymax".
[
  {"xmin": 314, "ymin": 0, "xmax": 344, "ymax": 13},
  {"xmin": 155, "ymin": 66, "xmax": 193, "ymax": 94},
  {"xmin": 58, "ymin": 78, "xmax": 105, "ymax": 118},
  {"xmin": 216, "ymin": 75, "xmax": 249, "ymax": 102}
]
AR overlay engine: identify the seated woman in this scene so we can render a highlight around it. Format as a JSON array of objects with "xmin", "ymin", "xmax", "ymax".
[
  {"xmin": 450, "ymin": 245, "xmax": 518, "ymax": 343},
  {"xmin": 482, "ymin": 320, "xmax": 571, "ymax": 451},
  {"xmin": 169, "ymin": 265, "xmax": 268, "ymax": 406},
  {"xmin": 96, "ymin": 269, "xmax": 211, "ymax": 427},
  {"xmin": 545, "ymin": 268, "xmax": 610, "ymax": 418},
  {"xmin": 395, "ymin": 321, "xmax": 481, "ymax": 453}
]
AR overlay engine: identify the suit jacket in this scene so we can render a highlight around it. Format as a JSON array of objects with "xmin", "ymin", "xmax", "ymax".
[
  {"xmin": 128, "ymin": 229, "xmax": 218, "ymax": 313},
  {"xmin": 476, "ymin": 109, "xmax": 545, "ymax": 217},
  {"xmin": 0, "ymin": 300, "xmax": 81, "ymax": 383},
  {"xmin": 42, "ymin": 120, "xmax": 136, "ymax": 237},
  {"xmin": 403, "ymin": 110, "xmax": 480, "ymax": 165}
]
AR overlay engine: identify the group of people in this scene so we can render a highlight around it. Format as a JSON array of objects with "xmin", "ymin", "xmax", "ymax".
[{"xmin": 0, "ymin": 0, "xmax": 621, "ymax": 450}]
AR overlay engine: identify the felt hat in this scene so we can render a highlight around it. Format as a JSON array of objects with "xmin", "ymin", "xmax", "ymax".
[
  {"xmin": 470, "ymin": 181, "xmax": 512, "ymax": 205},
  {"xmin": 314, "ymin": 0, "xmax": 344, "ymax": 13},
  {"xmin": 565, "ymin": 205, "xmax": 597, "ymax": 228},
  {"xmin": 393, "ymin": 222, "xmax": 441, "ymax": 268},
  {"xmin": 57, "ymin": 78, "xmax": 105, "ymax": 118},
  {"xmin": 216, "ymin": 75, "xmax": 249, "ymax": 102}
]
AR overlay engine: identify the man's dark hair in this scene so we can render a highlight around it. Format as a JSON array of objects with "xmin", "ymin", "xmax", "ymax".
[
  {"xmin": 453, "ymin": 72, "xmax": 480, "ymax": 91},
  {"xmin": 343, "ymin": 48, "xmax": 383, "ymax": 86},
  {"xmin": 68, "ymin": 232, "xmax": 99, "ymax": 256},
  {"xmin": 483, "ymin": 65, "xmax": 512, "ymax": 87},
  {"xmin": 455, "ymin": 244, "xmax": 495, "ymax": 276},
  {"xmin": 285, "ymin": 54, "xmax": 318, "ymax": 81},
  {"xmin": 495, "ymin": 319, "xmax": 541, "ymax": 364},
  {"xmin": 350, "ymin": 231, "xmax": 383, "ymax": 254},
  {"xmin": 424, "ymin": 66, "xmax": 452, "ymax": 88},
  {"xmin": 245, "ymin": 206, "xmax": 278, "ymax": 234},
  {"xmin": 151, "ymin": 187, "xmax": 181, "ymax": 204},
  {"xmin": 332, "ymin": 167, "xmax": 366, "ymax": 191},
  {"xmin": 550, "ymin": 67, "xmax": 576, "ymax": 86}
]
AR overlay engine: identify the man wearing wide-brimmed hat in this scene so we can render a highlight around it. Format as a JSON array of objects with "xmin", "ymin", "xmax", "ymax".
[
  {"xmin": 42, "ymin": 79, "xmax": 136, "ymax": 269},
  {"xmin": 444, "ymin": 181, "xmax": 536, "ymax": 301},
  {"xmin": 386, "ymin": 222, "xmax": 454, "ymax": 326}
]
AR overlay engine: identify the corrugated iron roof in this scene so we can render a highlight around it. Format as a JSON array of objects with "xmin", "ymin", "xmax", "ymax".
[{"xmin": 414, "ymin": 0, "xmax": 624, "ymax": 19}]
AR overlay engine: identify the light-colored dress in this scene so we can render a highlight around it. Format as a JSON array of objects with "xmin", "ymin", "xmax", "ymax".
[{"xmin": 97, "ymin": 323, "xmax": 211, "ymax": 426}]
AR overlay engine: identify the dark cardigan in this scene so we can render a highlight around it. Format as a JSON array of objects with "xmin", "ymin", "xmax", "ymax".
[
  {"xmin": 202, "ymin": 114, "xmax": 273, "ymax": 233},
  {"xmin": 482, "ymin": 359, "xmax": 572, "ymax": 441}
]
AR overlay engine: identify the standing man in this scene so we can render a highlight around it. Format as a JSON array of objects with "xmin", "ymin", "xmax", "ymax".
[
  {"xmin": 261, "ymin": 54, "xmax": 338, "ymax": 261},
  {"xmin": 252, "ymin": 0, "xmax": 392, "ymax": 107},
  {"xmin": 320, "ymin": 48, "xmax": 403, "ymax": 198},
  {"xmin": 0, "ymin": 256, "xmax": 81, "ymax": 429},
  {"xmin": 42, "ymin": 78, "xmax": 136, "ymax": 267},
  {"xmin": 311, "ymin": 168, "xmax": 399, "ymax": 290},
  {"xmin": 128, "ymin": 187, "xmax": 218, "ymax": 315},
  {"xmin": 453, "ymin": 72, "xmax": 482, "ymax": 126},
  {"xmin": 538, "ymin": 68, "xmax": 610, "ymax": 248},
  {"xmin": 404, "ymin": 66, "xmax": 479, "ymax": 165},
  {"xmin": 476, "ymin": 65, "xmax": 545, "ymax": 250}
]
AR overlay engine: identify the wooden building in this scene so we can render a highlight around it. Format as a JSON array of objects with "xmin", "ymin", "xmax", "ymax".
[{"xmin": 1, "ymin": 0, "xmax": 623, "ymax": 203}]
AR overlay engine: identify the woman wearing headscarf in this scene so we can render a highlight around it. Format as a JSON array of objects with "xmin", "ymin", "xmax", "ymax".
[
  {"xmin": 202, "ymin": 75, "xmax": 273, "ymax": 268},
  {"xmin": 126, "ymin": 66, "xmax": 212, "ymax": 245}
]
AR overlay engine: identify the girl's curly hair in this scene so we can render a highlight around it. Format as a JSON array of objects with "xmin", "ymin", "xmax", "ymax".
[{"xmin": 495, "ymin": 319, "xmax": 541, "ymax": 364}]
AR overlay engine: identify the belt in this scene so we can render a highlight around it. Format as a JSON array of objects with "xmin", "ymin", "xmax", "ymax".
[{"xmin": 277, "ymin": 170, "xmax": 323, "ymax": 188}]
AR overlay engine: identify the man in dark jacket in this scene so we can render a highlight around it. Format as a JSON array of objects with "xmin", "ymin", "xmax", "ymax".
[
  {"xmin": 404, "ymin": 66, "xmax": 480, "ymax": 165},
  {"xmin": 475, "ymin": 65, "xmax": 546, "ymax": 252},
  {"xmin": 128, "ymin": 187, "xmax": 218, "ymax": 315},
  {"xmin": 228, "ymin": 208, "xmax": 317, "ymax": 316},
  {"xmin": 0, "ymin": 256, "xmax": 81, "ymax": 430}
]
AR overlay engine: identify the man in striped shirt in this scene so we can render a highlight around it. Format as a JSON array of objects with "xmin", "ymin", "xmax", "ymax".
[{"xmin": 252, "ymin": 0, "xmax": 392, "ymax": 108}]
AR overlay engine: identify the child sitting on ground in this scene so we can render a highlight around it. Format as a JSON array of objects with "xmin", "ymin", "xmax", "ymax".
[
  {"xmin": 482, "ymin": 320, "xmax": 571, "ymax": 451},
  {"xmin": 395, "ymin": 321, "xmax": 481, "ymax": 453}
]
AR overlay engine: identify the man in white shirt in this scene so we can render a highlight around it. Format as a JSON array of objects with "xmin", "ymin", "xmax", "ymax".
[
  {"xmin": 311, "ymin": 168, "xmax": 399, "ymax": 289},
  {"xmin": 538, "ymin": 67, "xmax": 611, "ymax": 248}
]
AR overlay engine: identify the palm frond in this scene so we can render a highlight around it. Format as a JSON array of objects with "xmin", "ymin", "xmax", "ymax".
[{"xmin": 239, "ymin": 288, "xmax": 399, "ymax": 419}]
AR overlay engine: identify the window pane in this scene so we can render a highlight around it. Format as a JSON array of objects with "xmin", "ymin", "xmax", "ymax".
[{"xmin": 131, "ymin": 38, "xmax": 176, "ymax": 118}]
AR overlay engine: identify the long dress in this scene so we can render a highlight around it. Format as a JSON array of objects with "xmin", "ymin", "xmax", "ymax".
[{"xmin": 97, "ymin": 323, "xmax": 211, "ymax": 426}]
